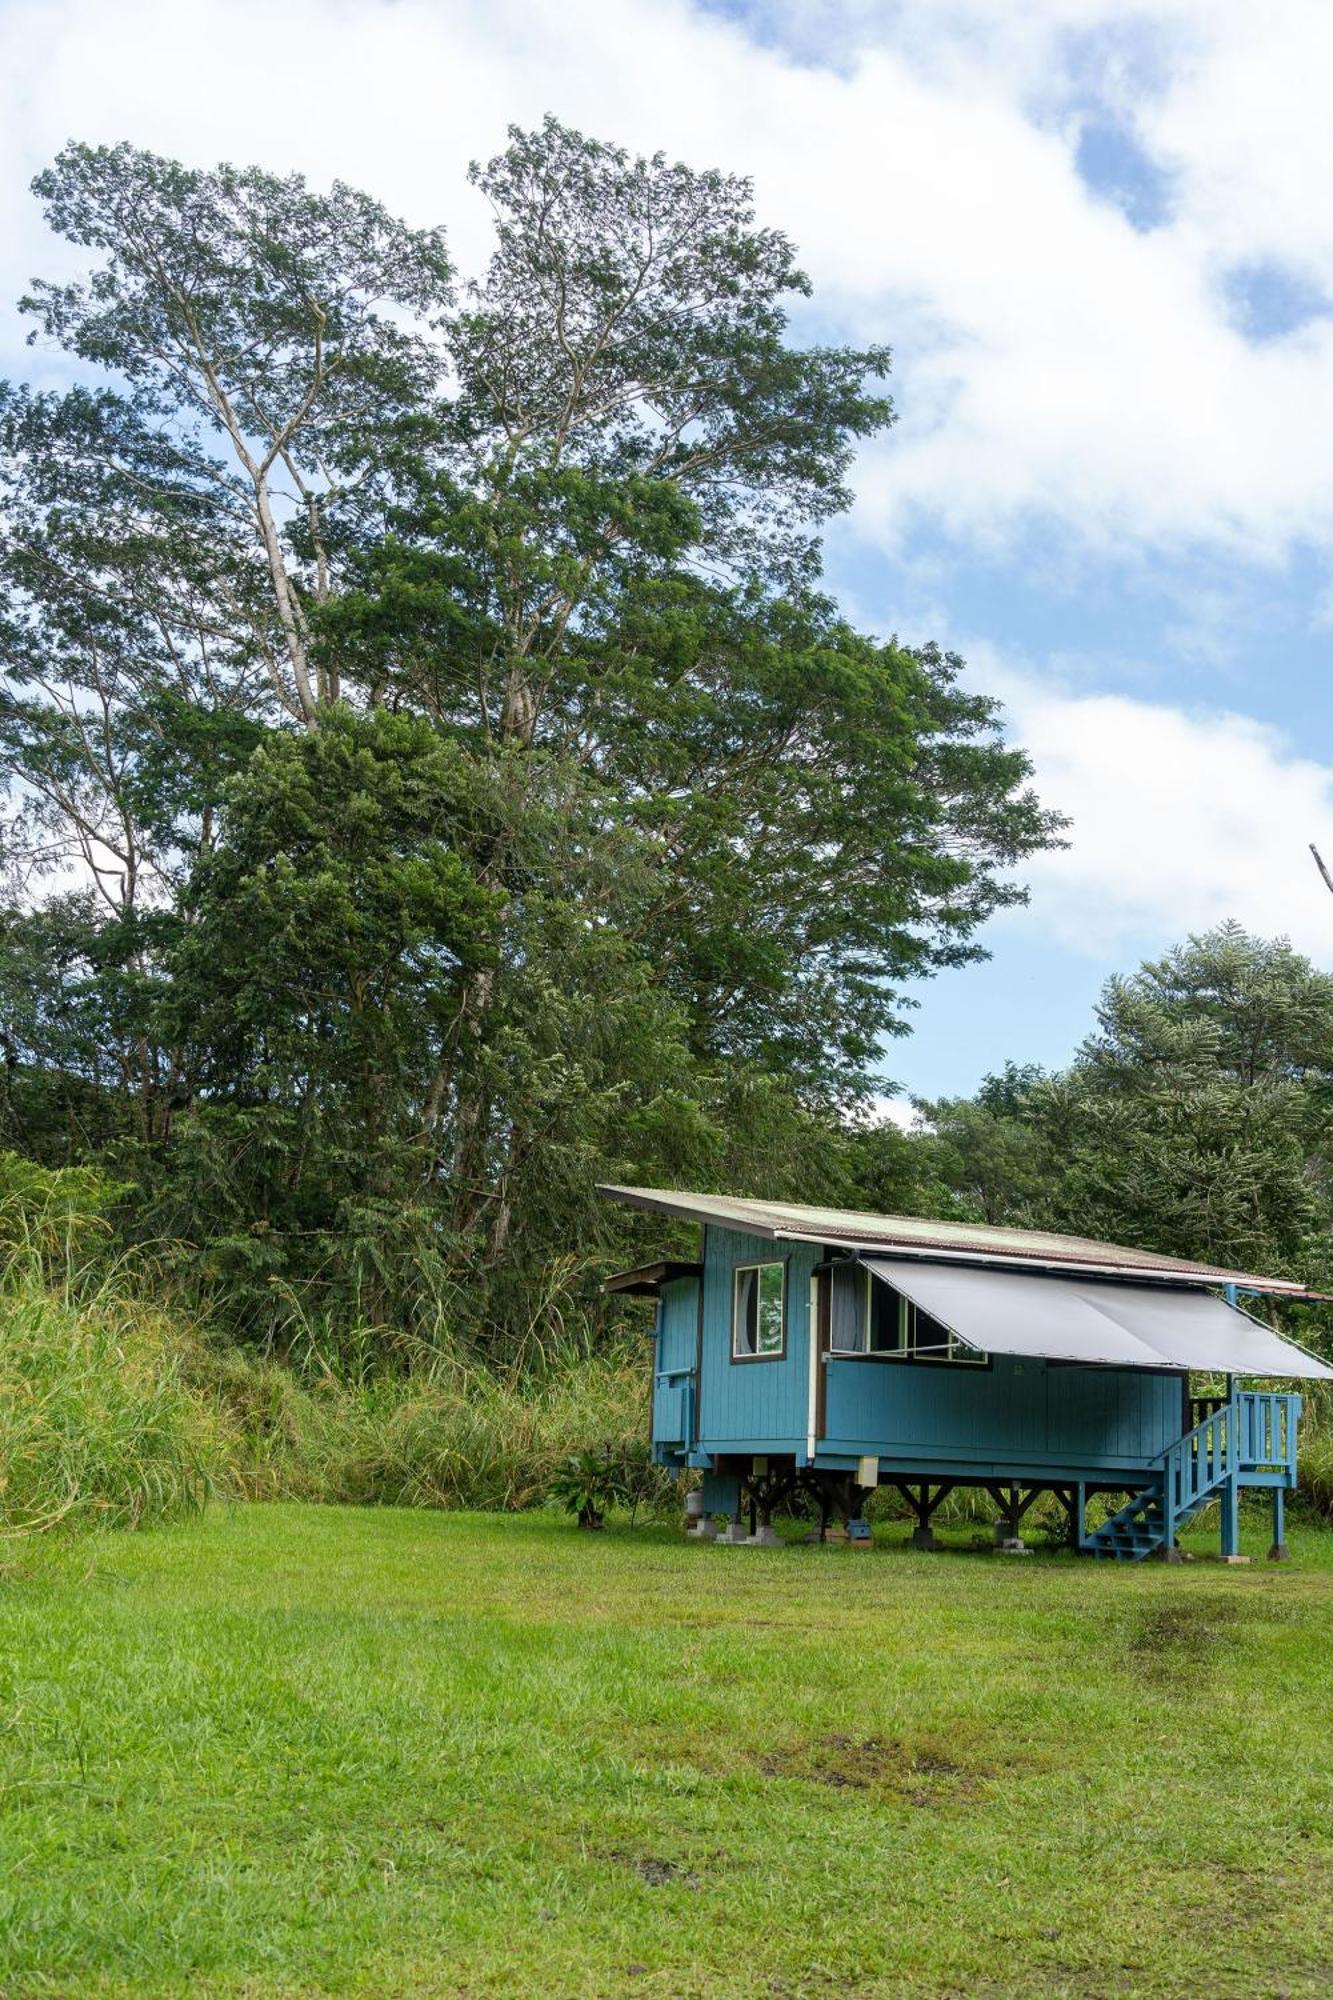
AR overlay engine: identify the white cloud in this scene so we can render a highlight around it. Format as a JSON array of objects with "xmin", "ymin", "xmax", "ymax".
[
  {"xmin": 983, "ymin": 653, "xmax": 1333, "ymax": 960},
  {"xmin": 1, "ymin": 0, "xmax": 1333, "ymax": 565}
]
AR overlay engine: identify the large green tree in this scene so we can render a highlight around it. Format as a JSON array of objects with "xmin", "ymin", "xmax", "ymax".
[{"xmin": 0, "ymin": 122, "xmax": 1061, "ymax": 1359}]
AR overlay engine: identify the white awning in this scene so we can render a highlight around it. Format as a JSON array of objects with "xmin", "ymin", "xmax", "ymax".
[{"xmin": 861, "ymin": 1259, "xmax": 1333, "ymax": 1379}]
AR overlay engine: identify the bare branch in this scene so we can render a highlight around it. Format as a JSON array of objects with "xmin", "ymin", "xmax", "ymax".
[{"xmin": 1311, "ymin": 843, "xmax": 1333, "ymax": 897}]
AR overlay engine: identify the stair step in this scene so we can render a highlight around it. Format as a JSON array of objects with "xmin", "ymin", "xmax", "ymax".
[{"xmin": 1084, "ymin": 1481, "xmax": 1171, "ymax": 1562}]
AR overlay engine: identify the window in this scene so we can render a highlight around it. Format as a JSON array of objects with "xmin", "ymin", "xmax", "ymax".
[
  {"xmin": 828, "ymin": 1265, "xmax": 985, "ymax": 1364},
  {"xmin": 733, "ymin": 1261, "xmax": 785, "ymax": 1359},
  {"xmin": 897, "ymin": 1295, "xmax": 985, "ymax": 1364},
  {"xmin": 829, "ymin": 1260, "xmax": 898, "ymax": 1353}
]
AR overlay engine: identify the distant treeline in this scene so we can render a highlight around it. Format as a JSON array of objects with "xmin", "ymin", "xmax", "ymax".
[{"xmin": 870, "ymin": 923, "xmax": 1333, "ymax": 1302}]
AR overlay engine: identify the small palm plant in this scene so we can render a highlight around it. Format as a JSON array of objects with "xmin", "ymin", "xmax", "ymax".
[{"xmin": 548, "ymin": 1446, "xmax": 634, "ymax": 1530}]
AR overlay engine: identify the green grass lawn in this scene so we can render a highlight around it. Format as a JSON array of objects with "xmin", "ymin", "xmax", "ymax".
[{"xmin": 2, "ymin": 1506, "xmax": 1332, "ymax": 1999}]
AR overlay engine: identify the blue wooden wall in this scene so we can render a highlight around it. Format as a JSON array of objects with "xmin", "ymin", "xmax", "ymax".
[
  {"xmin": 697, "ymin": 1227, "xmax": 821, "ymax": 1454},
  {"xmin": 676, "ymin": 1227, "xmax": 1186, "ymax": 1475},
  {"xmin": 652, "ymin": 1277, "xmax": 699, "ymax": 1449},
  {"xmin": 822, "ymin": 1349, "xmax": 1182, "ymax": 1473}
]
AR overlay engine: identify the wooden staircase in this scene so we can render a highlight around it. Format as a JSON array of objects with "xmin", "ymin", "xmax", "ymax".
[{"xmin": 1082, "ymin": 1392, "xmax": 1299, "ymax": 1562}]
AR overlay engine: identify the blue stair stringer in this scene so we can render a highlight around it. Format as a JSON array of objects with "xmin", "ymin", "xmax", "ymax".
[{"xmin": 1082, "ymin": 1401, "xmax": 1238, "ymax": 1563}]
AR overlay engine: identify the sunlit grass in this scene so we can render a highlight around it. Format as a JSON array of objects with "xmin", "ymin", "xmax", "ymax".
[
  {"xmin": 0, "ymin": 1247, "xmax": 661, "ymax": 1532},
  {"xmin": 1, "ymin": 1503, "xmax": 1330, "ymax": 1998}
]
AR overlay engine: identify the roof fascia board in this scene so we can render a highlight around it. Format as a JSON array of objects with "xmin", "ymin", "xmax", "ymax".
[
  {"xmin": 768, "ymin": 1231, "xmax": 1305, "ymax": 1293},
  {"xmin": 596, "ymin": 1186, "xmax": 1305, "ymax": 1294}
]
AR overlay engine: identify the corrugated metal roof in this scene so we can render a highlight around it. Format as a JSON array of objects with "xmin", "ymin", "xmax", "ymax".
[
  {"xmin": 596, "ymin": 1185, "xmax": 1308, "ymax": 1294},
  {"xmin": 864, "ymin": 1259, "xmax": 1333, "ymax": 1377}
]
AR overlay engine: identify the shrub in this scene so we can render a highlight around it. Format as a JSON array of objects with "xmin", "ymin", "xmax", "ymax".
[{"xmin": 547, "ymin": 1440, "xmax": 664, "ymax": 1529}]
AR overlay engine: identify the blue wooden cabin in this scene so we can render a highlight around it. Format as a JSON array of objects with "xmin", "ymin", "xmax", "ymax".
[{"xmin": 600, "ymin": 1187, "xmax": 1333, "ymax": 1560}]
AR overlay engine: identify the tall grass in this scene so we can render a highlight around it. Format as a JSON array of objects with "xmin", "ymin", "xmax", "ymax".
[
  {"xmin": 1297, "ymin": 1382, "xmax": 1333, "ymax": 1515},
  {"xmin": 0, "ymin": 1259, "xmax": 661, "ymax": 1538},
  {"xmin": 0, "ymin": 1167, "xmax": 231, "ymax": 1533},
  {"xmin": 0, "ymin": 1149, "xmax": 664, "ymax": 1535},
  {"xmin": 0, "ymin": 1274, "xmax": 231, "ymax": 1534},
  {"xmin": 197, "ymin": 1339, "xmax": 660, "ymax": 1514}
]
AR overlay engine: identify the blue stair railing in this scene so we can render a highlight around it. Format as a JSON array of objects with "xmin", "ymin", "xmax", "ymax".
[
  {"xmin": 1082, "ymin": 1391, "xmax": 1299, "ymax": 1562},
  {"xmin": 1162, "ymin": 1400, "xmax": 1236, "ymax": 1533},
  {"xmin": 1235, "ymin": 1389, "xmax": 1299, "ymax": 1476}
]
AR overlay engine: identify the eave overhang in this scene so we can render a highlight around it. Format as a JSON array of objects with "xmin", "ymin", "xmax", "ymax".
[{"xmin": 603, "ymin": 1259, "xmax": 703, "ymax": 1299}]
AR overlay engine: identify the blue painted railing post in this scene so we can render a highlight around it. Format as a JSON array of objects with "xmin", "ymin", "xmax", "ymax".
[
  {"xmin": 1220, "ymin": 1288, "xmax": 1242, "ymax": 1559},
  {"xmin": 1160, "ymin": 1448, "xmax": 1178, "ymax": 1561},
  {"xmin": 1220, "ymin": 1474, "xmax": 1241, "ymax": 1558}
]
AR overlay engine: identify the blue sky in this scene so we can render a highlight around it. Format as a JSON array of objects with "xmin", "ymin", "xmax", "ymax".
[{"xmin": 3, "ymin": 0, "xmax": 1333, "ymax": 1109}]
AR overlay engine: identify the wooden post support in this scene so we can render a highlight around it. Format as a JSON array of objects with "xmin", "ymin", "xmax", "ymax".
[
  {"xmin": 896, "ymin": 1480, "xmax": 952, "ymax": 1550},
  {"xmin": 1269, "ymin": 1485, "xmax": 1291, "ymax": 1562},
  {"xmin": 1220, "ymin": 1474, "xmax": 1241, "ymax": 1559},
  {"xmin": 987, "ymin": 1482, "xmax": 1039, "ymax": 1550},
  {"xmin": 1160, "ymin": 1469, "xmax": 1182, "ymax": 1563}
]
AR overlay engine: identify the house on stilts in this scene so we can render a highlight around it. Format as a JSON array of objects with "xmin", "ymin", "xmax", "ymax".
[{"xmin": 599, "ymin": 1187, "xmax": 1333, "ymax": 1560}]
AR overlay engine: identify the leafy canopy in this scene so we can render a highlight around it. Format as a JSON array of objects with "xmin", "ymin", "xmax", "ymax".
[{"xmin": 0, "ymin": 122, "xmax": 1061, "ymax": 1360}]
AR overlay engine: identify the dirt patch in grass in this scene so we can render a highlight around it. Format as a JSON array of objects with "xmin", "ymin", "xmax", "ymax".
[
  {"xmin": 1128, "ymin": 1594, "xmax": 1248, "ymax": 1677},
  {"xmin": 605, "ymin": 1848, "xmax": 706, "ymax": 1889},
  {"xmin": 753, "ymin": 1731, "xmax": 993, "ymax": 1807}
]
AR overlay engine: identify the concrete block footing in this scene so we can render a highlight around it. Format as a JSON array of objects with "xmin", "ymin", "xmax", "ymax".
[
  {"xmin": 686, "ymin": 1520, "xmax": 718, "ymax": 1542},
  {"xmin": 717, "ymin": 1521, "xmax": 749, "ymax": 1545},
  {"xmin": 745, "ymin": 1525, "xmax": 783, "ymax": 1548},
  {"xmin": 997, "ymin": 1537, "xmax": 1031, "ymax": 1556}
]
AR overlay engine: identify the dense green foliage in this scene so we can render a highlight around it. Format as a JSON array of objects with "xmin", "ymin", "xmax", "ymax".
[
  {"xmin": 0, "ymin": 122, "xmax": 1059, "ymax": 1360},
  {"xmin": 3, "ymin": 1504, "xmax": 1333, "ymax": 1996},
  {"xmin": 0, "ymin": 1152, "xmax": 669, "ymax": 1532},
  {"xmin": 14, "ymin": 919, "xmax": 1333, "ymax": 1542}
]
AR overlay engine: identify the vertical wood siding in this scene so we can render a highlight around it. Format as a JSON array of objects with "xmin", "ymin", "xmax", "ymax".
[
  {"xmin": 697, "ymin": 1228, "xmax": 819, "ymax": 1449},
  {"xmin": 821, "ymin": 1349, "xmax": 1182, "ymax": 1469},
  {"xmin": 652, "ymin": 1277, "xmax": 700, "ymax": 1448},
  {"xmin": 681, "ymin": 1229, "xmax": 1187, "ymax": 1472}
]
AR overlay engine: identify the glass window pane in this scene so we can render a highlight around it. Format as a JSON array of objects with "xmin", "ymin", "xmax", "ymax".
[
  {"xmin": 734, "ymin": 1267, "xmax": 757, "ymax": 1355},
  {"xmin": 868, "ymin": 1279, "xmax": 900, "ymax": 1352},
  {"xmin": 911, "ymin": 1305, "xmax": 952, "ymax": 1355},
  {"xmin": 757, "ymin": 1264, "xmax": 784, "ymax": 1354}
]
